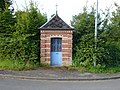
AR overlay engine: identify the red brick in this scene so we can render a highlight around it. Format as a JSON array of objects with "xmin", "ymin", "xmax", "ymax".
[
  {"xmin": 40, "ymin": 30, "xmax": 73, "ymax": 65},
  {"xmin": 45, "ymin": 58, "xmax": 50, "ymax": 61},
  {"xmin": 62, "ymin": 49, "xmax": 72, "ymax": 53},
  {"xmin": 45, "ymin": 53, "xmax": 50, "ymax": 57},
  {"xmin": 62, "ymin": 44, "xmax": 72, "ymax": 48},
  {"xmin": 62, "ymin": 53, "xmax": 72, "ymax": 57}
]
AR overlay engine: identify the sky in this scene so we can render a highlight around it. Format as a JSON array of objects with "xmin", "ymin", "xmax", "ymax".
[{"xmin": 12, "ymin": 0, "xmax": 120, "ymax": 25}]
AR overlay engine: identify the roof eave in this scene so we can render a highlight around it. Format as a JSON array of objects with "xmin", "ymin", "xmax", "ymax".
[{"xmin": 39, "ymin": 28, "xmax": 74, "ymax": 30}]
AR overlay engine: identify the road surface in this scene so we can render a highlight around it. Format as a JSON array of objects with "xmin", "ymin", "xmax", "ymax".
[{"xmin": 0, "ymin": 78, "xmax": 120, "ymax": 90}]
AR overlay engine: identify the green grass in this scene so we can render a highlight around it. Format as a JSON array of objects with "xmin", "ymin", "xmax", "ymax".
[
  {"xmin": 70, "ymin": 65, "xmax": 120, "ymax": 74},
  {"xmin": 0, "ymin": 60, "xmax": 39, "ymax": 71},
  {"xmin": 88, "ymin": 66, "xmax": 120, "ymax": 74},
  {"xmin": 1, "ymin": 59, "xmax": 120, "ymax": 74}
]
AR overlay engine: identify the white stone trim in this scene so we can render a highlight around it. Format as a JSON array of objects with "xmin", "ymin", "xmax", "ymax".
[
  {"xmin": 62, "ymin": 57, "xmax": 72, "ymax": 58},
  {"xmin": 50, "ymin": 36, "xmax": 63, "ymax": 38},
  {"xmin": 40, "ymin": 38, "xmax": 49, "ymax": 40},
  {"xmin": 41, "ymin": 48, "xmax": 50, "ymax": 49},
  {"xmin": 44, "ymin": 57, "xmax": 50, "ymax": 58},
  {"xmin": 62, "ymin": 38, "xmax": 72, "ymax": 40}
]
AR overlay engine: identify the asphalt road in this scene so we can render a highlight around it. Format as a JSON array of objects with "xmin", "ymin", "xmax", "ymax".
[{"xmin": 0, "ymin": 78, "xmax": 120, "ymax": 90}]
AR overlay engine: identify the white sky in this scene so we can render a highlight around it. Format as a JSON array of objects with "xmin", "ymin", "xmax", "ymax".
[{"xmin": 13, "ymin": 0, "xmax": 120, "ymax": 25}]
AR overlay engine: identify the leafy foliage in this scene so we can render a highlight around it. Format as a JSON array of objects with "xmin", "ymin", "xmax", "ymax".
[
  {"xmin": 72, "ymin": 7, "xmax": 106, "ymax": 67},
  {"xmin": 0, "ymin": 0, "xmax": 12, "ymax": 11},
  {"xmin": 71, "ymin": 5, "xmax": 120, "ymax": 68},
  {"xmin": 11, "ymin": 2, "xmax": 47, "ymax": 63},
  {"xmin": 106, "ymin": 4, "xmax": 120, "ymax": 39},
  {"xmin": 0, "ymin": 0, "xmax": 16, "ymax": 60},
  {"xmin": 104, "ymin": 4, "xmax": 120, "ymax": 66},
  {"xmin": 0, "ymin": 1, "xmax": 120, "ymax": 72},
  {"xmin": 0, "ymin": 1, "xmax": 47, "ymax": 70}
]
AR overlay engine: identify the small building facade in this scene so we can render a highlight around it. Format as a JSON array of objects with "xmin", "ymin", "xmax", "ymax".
[{"xmin": 39, "ymin": 13, "xmax": 73, "ymax": 66}]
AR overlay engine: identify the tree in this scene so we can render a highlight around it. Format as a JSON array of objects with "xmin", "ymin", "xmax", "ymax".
[
  {"xmin": 71, "ymin": 6, "xmax": 109, "ymax": 67},
  {"xmin": 0, "ymin": 1, "xmax": 47, "ymax": 65},
  {"xmin": 0, "ymin": 0, "xmax": 15, "ymax": 37},
  {"xmin": 106, "ymin": 3, "xmax": 120, "ymax": 40},
  {"xmin": 26, "ymin": 2, "xmax": 47, "ymax": 62},
  {"xmin": 102, "ymin": 4, "xmax": 120, "ymax": 66},
  {"xmin": 0, "ymin": 0, "xmax": 15, "ymax": 60},
  {"xmin": 12, "ymin": 1, "xmax": 47, "ymax": 64},
  {"xmin": 0, "ymin": 0, "xmax": 12, "ymax": 11}
]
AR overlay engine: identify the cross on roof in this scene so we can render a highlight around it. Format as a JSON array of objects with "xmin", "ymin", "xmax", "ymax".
[{"xmin": 56, "ymin": 4, "xmax": 58, "ymax": 15}]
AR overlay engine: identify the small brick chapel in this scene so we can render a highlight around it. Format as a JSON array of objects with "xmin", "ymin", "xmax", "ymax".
[{"xmin": 38, "ymin": 12, "xmax": 73, "ymax": 66}]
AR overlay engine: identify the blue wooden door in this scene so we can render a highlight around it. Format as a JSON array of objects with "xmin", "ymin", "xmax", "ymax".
[{"xmin": 50, "ymin": 38, "xmax": 62, "ymax": 66}]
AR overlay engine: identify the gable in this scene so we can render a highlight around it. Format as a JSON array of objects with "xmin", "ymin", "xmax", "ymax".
[{"xmin": 39, "ymin": 14, "xmax": 73, "ymax": 30}]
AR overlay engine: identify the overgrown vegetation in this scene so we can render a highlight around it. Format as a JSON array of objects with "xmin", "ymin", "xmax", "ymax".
[
  {"xmin": 71, "ymin": 4, "xmax": 120, "ymax": 73},
  {"xmin": 0, "ymin": 60, "xmax": 40, "ymax": 71},
  {"xmin": 0, "ymin": 0, "xmax": 120, "ymax": 73},
  {"xmin": 0, "ymin": 0, "xmax": 47, "ymax": 70}
]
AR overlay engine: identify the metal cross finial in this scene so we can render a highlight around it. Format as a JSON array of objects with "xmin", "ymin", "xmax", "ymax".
[{"xmin": 56, "ymin": 4, "xmax": 58, "ymax": 15}]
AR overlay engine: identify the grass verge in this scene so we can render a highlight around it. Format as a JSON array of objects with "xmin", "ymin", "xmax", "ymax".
[
  {"xmin": 1, "ymin": 60, "xmax": 120, "ymax": 74},
  {"xmin": 88, "ymin": 66, "xmax": 120, "ymax": 73},
  {"xmin": 0, "ymin": 60, "xmax": 39, "ymax": 71},
  {"xmin": 69, "ymin": 65, "xmax": 120, "ymax": 74}
]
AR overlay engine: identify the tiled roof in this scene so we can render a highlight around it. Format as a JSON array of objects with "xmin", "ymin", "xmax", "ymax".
[{"xmin": 39, "ymin": 14, "xmax": 73, "ymax": 30}]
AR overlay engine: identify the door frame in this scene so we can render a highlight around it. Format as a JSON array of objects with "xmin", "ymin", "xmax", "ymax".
[{"xmin": 50, "ymin": 37, "xmax": 62, "ymax": 66}]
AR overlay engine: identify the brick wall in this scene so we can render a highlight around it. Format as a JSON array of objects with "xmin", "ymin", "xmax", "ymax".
[{"xmin": 40, "ymin": 30, "xmax": 73, "ymax": 66}]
